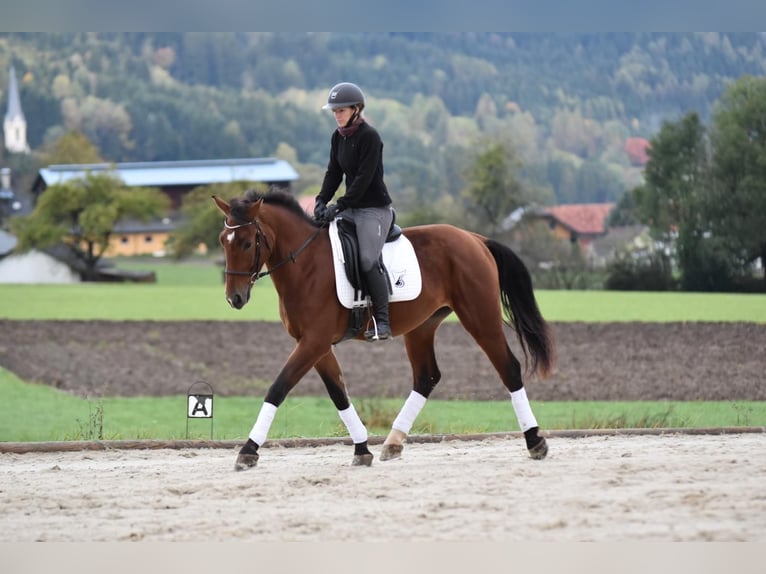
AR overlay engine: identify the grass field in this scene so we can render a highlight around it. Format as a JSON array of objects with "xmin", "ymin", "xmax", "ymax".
[
  {"xmin": 2, "ymin": 258, "xmax": 765, "ymax": 442},
  {"xmin": 2, "ymin": 369, "xmax": 764, "ymax": 442},
  {"xmin": 3, "ymin": 281, "xmax": 766, "ymax": 322}
]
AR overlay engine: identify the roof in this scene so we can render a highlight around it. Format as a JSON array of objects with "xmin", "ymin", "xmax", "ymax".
[
  {"xmin": 36, "ymin": 157, "xmax": 299, "ymax": 189},
  {"xmin": 113, "ymin": 218, "xmax": 177, "ymax": 234},
  {"xmin": 4, "ymin": 66, "xmax": 24, "ymax": 121},
  {"xmin": 543, "ymin": 203, "xmax": 615, "ymax": 236}
]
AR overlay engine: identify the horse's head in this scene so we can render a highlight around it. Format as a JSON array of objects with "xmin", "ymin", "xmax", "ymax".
[{"xmin": 213, "ymin": 194, "xmax": 266, "ymax": 310}]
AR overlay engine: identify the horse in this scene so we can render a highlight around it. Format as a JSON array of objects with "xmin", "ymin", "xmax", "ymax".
[{"xmin": 213, "ymin": 190, "xmax": 554, "ymax": 471}]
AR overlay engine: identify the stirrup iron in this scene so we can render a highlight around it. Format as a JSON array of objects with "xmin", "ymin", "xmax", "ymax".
[{"xmin": 365, "ymin": 316, "xmax": 390, "ymax": 341}]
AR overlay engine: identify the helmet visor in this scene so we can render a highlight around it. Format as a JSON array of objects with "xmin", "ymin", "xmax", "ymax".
[{"xmin": 322, "ymin": 101, "xmax": 358, "ymax": 111}]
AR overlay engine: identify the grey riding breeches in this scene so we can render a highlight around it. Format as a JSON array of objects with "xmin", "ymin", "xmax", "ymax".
[{"xmin": 340, "ymin": 205, "xmax": 394, "ymax": 272}]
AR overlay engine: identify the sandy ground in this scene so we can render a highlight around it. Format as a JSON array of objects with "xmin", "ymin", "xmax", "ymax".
[{"xmin": 1, "ymin": 432, "xmax": 764, "ymax": 542}]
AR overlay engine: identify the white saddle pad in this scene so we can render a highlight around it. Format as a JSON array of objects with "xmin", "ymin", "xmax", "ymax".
[{"xmin": 329, "ymin": 219, "xmax": 422, "ymax": 309}]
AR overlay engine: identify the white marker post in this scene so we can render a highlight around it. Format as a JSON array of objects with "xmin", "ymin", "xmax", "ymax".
[{"xmin": 186, "ymin": 381, "xmax": 214, "ymax": 439}]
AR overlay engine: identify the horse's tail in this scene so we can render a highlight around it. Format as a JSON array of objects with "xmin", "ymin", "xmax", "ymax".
[{"xmin": 485, "ymin": 239, "xmax": 554, "ymax": 378}]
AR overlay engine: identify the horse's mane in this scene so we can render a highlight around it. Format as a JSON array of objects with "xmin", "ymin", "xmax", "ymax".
[{"xmin": 230, "ymin": 189, "xmax": 318, "ymax": 227}]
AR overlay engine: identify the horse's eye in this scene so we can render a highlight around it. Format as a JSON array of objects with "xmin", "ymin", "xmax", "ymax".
[{"xmin": 243, "ymin": 241, "xmax": 252, "ymax": 250}]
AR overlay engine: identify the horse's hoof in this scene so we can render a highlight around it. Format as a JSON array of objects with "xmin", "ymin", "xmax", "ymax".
[
  {"xmin": 234, "ymin": 452, "xmax": 259, "ymax": 471},
  {"xmin": 380, "ymin": 443, "xmax": 403, "ymax": 461},
  {"xmin": 352, "ymin": 453, "xmax": 374, "ymax": 467},
  {"xmin": 528, "ymin": 437, "xmax": 548, "ymax": 460}
]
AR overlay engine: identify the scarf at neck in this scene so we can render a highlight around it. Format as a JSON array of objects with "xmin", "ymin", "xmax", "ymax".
[{"xmin": 338, "ymin": 115, "xmax": 364, "ymax": 137}]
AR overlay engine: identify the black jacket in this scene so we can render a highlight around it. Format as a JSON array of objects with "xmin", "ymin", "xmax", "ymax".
[{"xmin": 317, "ymin": 121, "xmax": 392, "ymax": 210}]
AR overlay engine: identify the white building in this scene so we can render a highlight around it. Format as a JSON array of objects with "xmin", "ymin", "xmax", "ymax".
[{"xmin": 0, "ymin": 248, "xmax": 80, "ymax": 284}]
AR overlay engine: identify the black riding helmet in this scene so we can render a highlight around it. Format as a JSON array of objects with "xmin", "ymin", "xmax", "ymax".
[{"xmin": 322, "ymin": 82, "xmax": 365, "ymax": 112}]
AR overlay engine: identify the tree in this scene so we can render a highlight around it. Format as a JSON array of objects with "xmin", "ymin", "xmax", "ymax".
[
  {"xmin": 605, "ymin": 250, "xmax": 675, "ymax": 291},
  {"xmin": 634, "ymin": 112, "xmax": 708, "ymax": 237},
  {"xmin": 550, "ymin": 107, "xmax": 599, "ymax": 158},
  {"xmin": 514, "ymin": 219, "xmax": 590, "ymax": 290},
  {"xmin": 10, "ymin": 173, "xmax": 169, "ymax": 280},
  {"xmin": 576, "ymin": 158, "xmax": 624, "ymax": 203},
  {"xmin": 608, "ymin": 188, "xmax": 640, "ymax": 226},
  {"xmin": 462, "ymin": 142, "xmax": 524, "ymax": 236},
  {"xmin": 708, "ymin": 75, "xmax": 766, "ymax": 287},
  {"xmin": 61, "ymin": 96, "xmax": 134, "ymax": 160},
  {"xmin": 167, "ymin": 181, "xmax": 260, "ymax": 259},
  {"xmin": 631, "ymin": 112, "xmax": 723, "ymax": 290},
  {"xmin": 39, "ymin": 130, "xmax": 104, "ymax": 165}
]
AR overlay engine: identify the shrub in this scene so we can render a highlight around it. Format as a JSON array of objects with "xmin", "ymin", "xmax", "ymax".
[{"xmin": 605, "ymin": 250, "xmax": 675, "ymax": 291}]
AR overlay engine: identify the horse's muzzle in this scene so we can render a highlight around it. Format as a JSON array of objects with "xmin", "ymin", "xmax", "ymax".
[{"xmin": 227, "ymin": 286, "xmax": 251, "ymax": 309}]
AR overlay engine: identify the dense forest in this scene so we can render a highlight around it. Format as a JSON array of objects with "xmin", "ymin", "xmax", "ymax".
[{"xmin": 2, "ymin": 32, "xmax": 766, "ymax": 216}]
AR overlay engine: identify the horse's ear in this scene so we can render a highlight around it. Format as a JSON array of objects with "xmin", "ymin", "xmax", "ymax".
[{"xmin": 212, "ymin": 195, "xmax": 230, "ymax": 216}]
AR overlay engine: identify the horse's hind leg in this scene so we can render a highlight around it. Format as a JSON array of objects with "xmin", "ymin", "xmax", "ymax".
[
  {"xmin": 453, "ymin": 304, "xmax": 548, "ymax": 459},
  {"xmin": 315, "ymin": 350, "xmax": 373, "ymax": 467},
  {"xmin": 381, "ymin": 310, "xmax": 447, "ymax": 461}
]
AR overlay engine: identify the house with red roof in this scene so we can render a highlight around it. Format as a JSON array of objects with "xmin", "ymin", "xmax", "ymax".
[{"xmin": 527, "ymin": 203, "xmax": 616, "ymax": 257}]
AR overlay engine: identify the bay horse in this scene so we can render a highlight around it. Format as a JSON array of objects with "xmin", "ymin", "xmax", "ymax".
[{"xmin": 213, "ymin": 190, "xmax": 554, "ymax": 470}]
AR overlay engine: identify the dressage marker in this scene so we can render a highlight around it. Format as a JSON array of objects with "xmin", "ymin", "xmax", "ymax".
[{"xmin": 186, "ymin": 380, "xmax": 214, "ymax": 440}]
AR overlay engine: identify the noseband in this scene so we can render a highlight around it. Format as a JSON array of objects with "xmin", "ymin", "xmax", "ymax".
[{"xmin": 223, "ymin": 217, "xmax": 323, "ymax": 284}]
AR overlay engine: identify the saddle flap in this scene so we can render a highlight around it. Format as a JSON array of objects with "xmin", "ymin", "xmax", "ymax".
[
  {"xmin": 336, "ymin": 218, "xmax": 364, "ymax": 296},
  {"xmin": 329, "ymin": 219, "xmax": 422, "ymax": 309}
]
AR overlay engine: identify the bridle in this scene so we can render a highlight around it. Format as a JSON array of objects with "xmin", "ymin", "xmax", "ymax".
[{"xmin": 222, "ymin": 217, "xmax": 324, "ymax": 285}]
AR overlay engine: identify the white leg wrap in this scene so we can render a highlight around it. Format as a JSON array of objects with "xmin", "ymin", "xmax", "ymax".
[
  {"xmin": 248, "ymin": 401, "xmax": 278, "ymax": 446},
  {"xmin": 510, "ymin": 388, "xmax": 538, "ymax": 432},
  {"xmin": 338, "ymin": 404, "xmax": 368, "ymax": 444},
  {"xmin": 392, "ymin": 391, "xmax": 427, "ymax": 435}
]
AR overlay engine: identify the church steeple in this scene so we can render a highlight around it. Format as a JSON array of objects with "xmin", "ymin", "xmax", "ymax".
[{"xmin": 4, "ymin": 66, "xmax": 30, "ymax": 154}]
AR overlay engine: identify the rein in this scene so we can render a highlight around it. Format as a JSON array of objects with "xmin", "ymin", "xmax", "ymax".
[{"xmin": 223, "ymin": 217, "xmax": 325, "ymax": 284}]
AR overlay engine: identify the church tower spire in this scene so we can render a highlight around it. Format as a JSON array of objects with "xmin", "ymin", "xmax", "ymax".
[{"xmin": 4, "ymin": 66, "xmax": 30, "ymax": 154}]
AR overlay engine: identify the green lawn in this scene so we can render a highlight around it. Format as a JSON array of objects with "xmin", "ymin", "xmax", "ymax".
[
  {"xmin": 3, "ymin": 282, "xmax": 766, "ymax": 322},
  {"xmin": 2, "ymin": 369, "xmax": 764, "ymax": 442},
  {"xmin": 2, "ymin": 256, "xmax": 765, "ymax": 322},
  {"xmin": 536, "ymin": 290, "xmax": 766, "ymax": 323},
  {"xmin": 114, "ymin": 256, "xmax": 225, "ymax": 286}
]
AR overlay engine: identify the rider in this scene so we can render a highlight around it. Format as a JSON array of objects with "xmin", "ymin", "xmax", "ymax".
[{"xmin": 314, "ymin": 82, "xmax": 394, "ymax": 341}]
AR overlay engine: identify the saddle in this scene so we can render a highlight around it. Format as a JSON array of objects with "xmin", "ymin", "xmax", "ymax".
[
  {"xmin": 335, "ymin": 214, "xmax": 402, "ymax": 300},
  {"xmin": 331, "ymin": 213, "xmax": 409, "ymax": 343}
]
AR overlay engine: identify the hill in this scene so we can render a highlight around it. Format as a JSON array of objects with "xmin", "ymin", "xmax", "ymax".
[{"xmin": 2, "ymin": 33, "xmax": 765, "ymax": 210}]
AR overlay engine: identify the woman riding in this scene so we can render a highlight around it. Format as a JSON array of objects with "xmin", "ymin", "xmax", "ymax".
[{"xmin": 314, "ymin": 82, "xmax": 394, "ymax": 341}]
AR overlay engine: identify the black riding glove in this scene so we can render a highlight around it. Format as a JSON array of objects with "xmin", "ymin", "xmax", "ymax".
[
  {"xmin": 324, "ymin": 204, "xmax": 340, "ymax": 221},
  {"xmin": 313, "ymin": 198, "xmax": 327, "ymax": 221}
]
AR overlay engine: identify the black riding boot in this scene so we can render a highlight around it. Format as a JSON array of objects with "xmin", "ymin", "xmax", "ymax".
[{"xmin": 363, "ymin": 266, "xmax": 392, "ymax": 341}]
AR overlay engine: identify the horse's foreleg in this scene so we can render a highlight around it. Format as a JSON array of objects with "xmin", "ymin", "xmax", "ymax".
[
  {"xmin": 315, "ymin": 351, "xmax": 373, "ymax": 467},
  {"xmin": 235, "ymin": 341, "xmax": 326, "ymax": 471},
  {"xmin": 234, "ymin": 401, "xmax": 276, "ymax": 471},
  {"xmin": 381, "ymin": 324, "xmax": 442, "ymax": 461}
]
